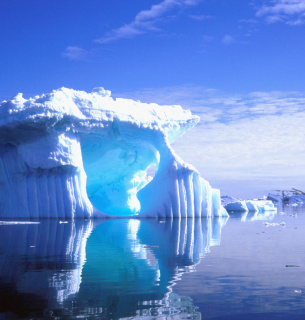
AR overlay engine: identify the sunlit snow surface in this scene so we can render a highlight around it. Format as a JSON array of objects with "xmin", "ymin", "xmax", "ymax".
[{"xmin": 0, "ymin": 87, "xmax": 227, "ymax": 218}]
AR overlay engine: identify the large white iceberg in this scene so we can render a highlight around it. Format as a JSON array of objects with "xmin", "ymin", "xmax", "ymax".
[{"xmin": 0, "ymin": 87, "xmax": 227, "ymax": 219}]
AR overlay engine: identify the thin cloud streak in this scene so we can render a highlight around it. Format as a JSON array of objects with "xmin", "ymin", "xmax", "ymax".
[
  {"xmin": 114, "ymin": 85, "xmax": 305, "ymax": 122},
  {"xmin": 189, "ymin": 14, "xmax": 211, "ymax": 20},
  {"xmin": 95, "ymin": 0, "xmax": 201, "ymax": 44},
  {"xmin": 62, "ymin": 46, "xmax": 91, "ymax": 61},
  {"xmin": 222, "ymin": 35, "xmax": 235, "ymax": 45}
]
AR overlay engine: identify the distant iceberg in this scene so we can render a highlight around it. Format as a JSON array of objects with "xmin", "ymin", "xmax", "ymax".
[
  {"xmin": 0, "ymin": 87, "xmax": 227, "ymax": 218},
  {"xmin": 267, "ymin": 189, "xmax": 305, "ymax": 206},
  {"xmin": 222, "ymin": 196, "xmax": 276, "ymax": 213}
]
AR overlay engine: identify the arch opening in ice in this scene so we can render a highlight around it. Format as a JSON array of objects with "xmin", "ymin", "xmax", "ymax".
[{"xmin": 80, "ymin": 129, "xmax": 161, "ymax": 216}]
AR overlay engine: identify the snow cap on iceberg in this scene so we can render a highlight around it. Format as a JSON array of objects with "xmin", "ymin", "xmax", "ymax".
[
  {"xmin": 0, "ymin": 88, "xmax": 227, "ymax": 219},
  {"xmin": 0, "ymin": 87, "xmax": 198, "ymax": 144}
]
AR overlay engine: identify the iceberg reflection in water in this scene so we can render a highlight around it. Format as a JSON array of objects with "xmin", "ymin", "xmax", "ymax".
[
  {"xmin": 0, "ymin": 217, "xmax": 227, "ymax": 319},
  {"xmin": 230, "ymin": 209, "xmax": 277, "ymax": 222}
]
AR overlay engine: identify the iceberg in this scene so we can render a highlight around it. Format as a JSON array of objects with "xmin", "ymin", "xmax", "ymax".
[
  {"xmin": 267, "ymin": 189, "xmax": 305, "ymax": 205},
  {"xmin": 0, "ymin": 87, "xmax": 227, "ymax": 218},
  {"xmin": 223, "ymin": 197, "xmax": 276, "ymax": 213}
]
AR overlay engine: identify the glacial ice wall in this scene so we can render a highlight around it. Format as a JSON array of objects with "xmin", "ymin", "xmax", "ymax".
[{"xmin": 0, "ymin": 87, "xmax": 227, "ymax": 218}]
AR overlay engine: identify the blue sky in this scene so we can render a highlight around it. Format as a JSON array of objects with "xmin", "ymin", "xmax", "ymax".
[
  {"xmin": 1, "ymin": 0, "xmax": 305, "ymax": 98},
  {"xmin": 1, "ymin": 0, "xmax": 305, "ymax": 197}
]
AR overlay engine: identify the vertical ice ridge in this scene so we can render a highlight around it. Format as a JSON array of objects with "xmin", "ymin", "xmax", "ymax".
[
  {"xmin": 61, "ymin": 174, "xmax": 70, "ymax": 219},
  {"xmin": 170, "ymin": 162, "xmax": 181, "ymax": 218},
  {"xmin": 73, "ymin": 172, "xmax": 83, "ymax": 218},
  {"xmin": 48, "ymin": 175, "xmax": 57, "ymax": 219},
  {"xmin": 200, "ymin": 178, "xmax": 212, "ymax": 217},
  {"xmin": 1, "ymin": 145, "xmax": 15, "ymax": 216},
  {"xmin": 140, "ymin": 155, "xmax": 227, "ymax": 218},
  {"xmin": 0, "ymin": 144, "xmax": 30, "ymax": 218},
  {"xmin": 28, "ymin": 175, "xmax": 38, "ymax": 219},
  {"xmin": 178, "ymin": 168, "xmax": 187, "ymax": 218},
  {"xmin": 55, "ymin": 175, "xmax": 64, "ymax": 219},
  {"xmin": 184, "ymin": 169, "xmax": 195, "ymax": 218},
  {"xmin": 0, "ymin": 147, "xmax": 93, "ymax": 218},
  {"xmin": 42, "ymin": 175, "xmax": 50, "ymax": 218},
  {"xmin": 193, "ymin": 172, "xmax": 202, "ymax": 218}
]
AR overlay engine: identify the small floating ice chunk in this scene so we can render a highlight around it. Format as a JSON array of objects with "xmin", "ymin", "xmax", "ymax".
[
  {"xmin": 294, "ymin": 290, "xmax": 303, "ymax": 294},
  {"xmin": 286, "ymin": 265, "xmax": 300, "ymax": 268},
  {"xmin": 264, "ymin": 222, "xmax": 285, "ymax": 227},
  {"xmin": 0, "ymin": 221, "xmax": 40, "ymax": 225}
]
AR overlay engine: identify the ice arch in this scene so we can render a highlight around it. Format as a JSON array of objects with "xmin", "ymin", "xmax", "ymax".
[{"xmin": 0, "ymin": 87, "xmax": 227, "ymax": 218}]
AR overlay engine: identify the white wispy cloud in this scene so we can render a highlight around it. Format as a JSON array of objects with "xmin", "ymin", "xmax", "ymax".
[
  {"xmin": 202, "ymin": 35, "xmax": 214, "ymax": 43},
  {"xmin": 189, "ymin": 14, "xmax": 211, "ymax": 21},
  {"xmin": 62, "ymin": 1, "xmax": 202, "ymax": 59},
  {"xmin": 222, "ymin": 35, "xmax": 235, "ymax": 45},
  {"xmin": 115, "ymin": 85, "xmax": 305, "ymax": 122},
  {"xmin": 239, "ymin": 18, "xmax": 258, "ymax": 24},
  {"xmin": 113, "ymin": 85, "xmax": 305, "ymax": 197},
  {"xmin": 95, "ymin": 0, "xmax": 201, "ymax": 43},
  {"xmin": 62, "ymin": 46, "xmax": 91, "ymax": 61},
  {"xmin": 256, "ymin": 0, "xmax": 305, "ymax": 25}
]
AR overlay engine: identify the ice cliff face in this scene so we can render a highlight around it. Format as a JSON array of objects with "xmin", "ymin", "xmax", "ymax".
[{"xmin": 0, "ymin": 87, "xmax": 227, "ymax": 218}]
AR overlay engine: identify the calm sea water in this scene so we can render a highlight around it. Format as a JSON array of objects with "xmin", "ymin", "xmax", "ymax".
[{"xmin": 0, "ymin": 204, "xmax": 304, "ymax": 319}]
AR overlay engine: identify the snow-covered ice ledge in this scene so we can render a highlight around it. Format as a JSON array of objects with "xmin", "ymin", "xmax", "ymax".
[{"xmin": 0, "ymin": 87, "xmax": 227, "ymax": 219}]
